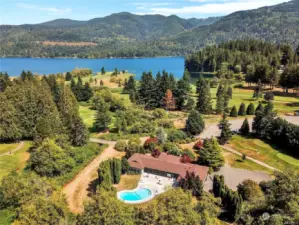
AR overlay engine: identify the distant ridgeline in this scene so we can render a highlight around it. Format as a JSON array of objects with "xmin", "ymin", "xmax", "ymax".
[{"xmin": 0, "ymin": 0, "xmax": 299, "ymax": 58}]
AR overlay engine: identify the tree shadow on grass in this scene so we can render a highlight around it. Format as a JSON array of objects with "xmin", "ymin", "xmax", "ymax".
[{"xmin": 87, "ymin": 178, "xmax": 98, "ymax": 197}]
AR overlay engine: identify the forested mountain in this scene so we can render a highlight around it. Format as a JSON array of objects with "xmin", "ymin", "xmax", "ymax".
[
  {"xmin": 0, "ymin": 0, "xmax": 298, "ymax": 58},
  {"xmin": 0, "ymin": 13, "xmax": 218, "ymax": 41},
  {"xmin": 172, "ymin": 0, "xmax": 299, "ymax": 50}
]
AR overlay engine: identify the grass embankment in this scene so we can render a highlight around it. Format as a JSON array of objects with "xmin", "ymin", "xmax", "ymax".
[
  {"xmin": 0, "ymin": 142, "xmax": 31, "ymax": 181},
  {"xmin": 222, "ymin": 149, "xmax": 273, "ymax": 174},
  {"xmin": 115, "ymin": 174, "xmax": 141, "ymax": 191},
  {"xmin": 227, "ymin": 135, "xmax": 299, "ymax": 171}
]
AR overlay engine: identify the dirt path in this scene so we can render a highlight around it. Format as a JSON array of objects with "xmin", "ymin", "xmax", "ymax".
[
  {"xmin": 0, "ymin": 141, "xmax": 24, "ymax": 157},
  {"xmin": 222, "ymin": 145, "xmax": 278, "ymax": 171},
  {"xmin": 62, "ymin": 139, "xmax": 123, "ymax": 214}
]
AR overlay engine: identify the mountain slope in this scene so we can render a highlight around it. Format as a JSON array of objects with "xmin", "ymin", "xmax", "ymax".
[
  {"xmin": 171, "ymin": 0, "xmax": 299, "ymax": 50},
  {"xmin": 0, "ymin": 13, "xmax": 219, "ymax": 42},
  {"xmin": 0, "ymin": 1, "xmax": 298, "ymax": 58}
]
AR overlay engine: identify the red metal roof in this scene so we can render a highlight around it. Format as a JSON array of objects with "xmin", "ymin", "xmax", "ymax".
[{"xmin": 128, "ymin": 153, "xmax": 209, "ymax": 181}]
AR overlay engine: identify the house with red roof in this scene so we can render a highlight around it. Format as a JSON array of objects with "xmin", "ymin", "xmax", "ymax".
[{"xmin": 128, "ymin": 152, "xmax": 209, "ymax": 182}]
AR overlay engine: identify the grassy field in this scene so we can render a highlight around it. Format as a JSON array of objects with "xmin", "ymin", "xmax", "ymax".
[
  {"xmin": 222, "ymin": 149, "xmax": 273, "ymax": 174},
  {"xmin": 68, "ymin": 71, "xmax": 135, "ymax": 89},
  {"xmin": 0, "ymin": 141, "xmax": 31, "ymax": 181},
  {"xmin": 190, "ymin": 83, "xmax": 299, "ymax": 114},
  {"xmin": 79, "ymin": 105, "xmax": 96, "ymax": 129},
  {"xmin": 0, "ymin": 143, "xmax": 20, "ymax": 155},
  {"xmin": 227, "ymin": 135, "xmax": 299, "ymax": 171}
]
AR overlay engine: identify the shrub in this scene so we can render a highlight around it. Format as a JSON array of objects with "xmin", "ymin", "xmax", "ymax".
[
  {"xmin": 246, "ymin": 103, "xmax": 255, "ymax": 115},
  {"xmin": 156, "ymin": 127, "xmax": 167, "ymax": 145},
  {"xmin": 152, "ymin": 108, "xmax": 167, "ymax": 119},
  {"xmin": 264, "ymin": 92, "xmax": 274, "ymax": 101},
  {"xmin": 194, "ymin": 140, "xmax": 204, "ymax": 150},
  {"xmin": 167, "ymin": 129, "xmax": 187, "ymax": 142},
  {"xmin": 182, "ymin": 149, "xmax": 196, "ymax": 160},
  {"xmin": 230, "ymin": 106, "xmax": 238, "ymax": 117},
  {"xmin": 163, "ymin": 142, "xmax": 181, "ymax": 155},
  {"xmin": 185, "ymin": 110, "xmax": 205, "ymax": 135},
  {"xmin": 157, "ymin": 119, "xmax": 174, "ymax": 129},
  {"xmin": 115, "ymin": 140, "xmax": 128, "ymax": 152},
  {"xmin": 144, "ymin": 137, "xmax": 158, "ymax": 151},
  {"xmin": 237, "ymin": 180, "xmax": 263, "ymax": 201},
  {"xmin": 238, "ymin": 103, "xmax": 246, "ymax": 116}
]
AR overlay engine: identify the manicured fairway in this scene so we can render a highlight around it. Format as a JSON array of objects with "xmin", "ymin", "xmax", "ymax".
[{"xmin": 227, "ymin": 135, "xmax": 299, "ymax": 171}]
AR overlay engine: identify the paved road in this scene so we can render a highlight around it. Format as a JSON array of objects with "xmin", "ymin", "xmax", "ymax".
[
  {"xmin": 0, "ymin": 141, "xmax": 24, "ymax": 157},
  {"xmin": 199, "ymin": 116, "xmax": 299, "ymax": 139}
]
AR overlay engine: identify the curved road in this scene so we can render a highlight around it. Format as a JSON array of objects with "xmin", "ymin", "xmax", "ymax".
[
  {"xmin": 62, "ymin": 139, "xmax": 122, "ymax": 214},
  {"xmin": 62, "ymin": 137, "xmax": 148, "ymax": 214}
]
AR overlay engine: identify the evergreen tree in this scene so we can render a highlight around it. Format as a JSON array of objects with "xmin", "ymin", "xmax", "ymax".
[
  {"xmin": 255, "ymin": 102, "xmax": 264, "ymax": 113},
  {"xmin": 98, "ymin": 161, "xmax": 112, "ymax": 190},
  {"xmin": 0, "ymin": 94, "xmax": 21, "ymax": 141},
  {"xmin": 70, "ymin": 116, "xmax": 88, "ymax": 146},
  {"xmin": 123, "ymin": 76, "xmax": 136, "ymax": 93},
  {"xmin": 196, "ymin": 76, "xmax": 212, "ymax": 114},
  {"xmin": 186, "ymin": 110, "xmax": 205, "ymax": 135},
  {"xmin": 179, "ymin": 172, "xmax": 203, "ymax": 198},
  {"xmin": 219, "ymin": 114, "xmax": 232, "ymax": 145},
  {"xmin": 101, "ymin": 66, "xmax": 106, "ymax": 75},
  {"xmin": 138, "ymin": 71, "xmax": 158, "ymax": 108},
  {"xmin": 239, "ymin": 118, "xmax": 250, "ymax": 135},
  {"xmin": 230, "ymin": 106, "xmax": 238, "ymax": 117},
  {"xmin": 185, "ymin": 98, "xmax": 195, "ymax": 111},
  {"xmin": 94, "ymin": 100, "xmax": 111, "ymax": 132},
  {"xmin": 216, "ymin": 85, "xmax": 225, "ymax": 114},
  {"xmin": 246, "ymin": 103, "xmax": 255, "ymax": 115},
  {"xmin": 156, "ymin": 127, "xmax": 167, "ymax": 145},
  {"xmin": 238, "ymin": 103, "xmax": 246, "ymax": 116},
  {"xmin": 65, "ymin": 72, "xmax": 72, "ymax": 81},
  {"xmin": 253, "ymin": 79, "xmax": 263, "ymax": 99},
  {"xmin": 199, "ymin": 138, "xmax": 224, "ymax": 171}
]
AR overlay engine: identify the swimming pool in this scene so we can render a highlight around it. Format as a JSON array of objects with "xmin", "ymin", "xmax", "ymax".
[{"xmin": 118, "ymin": 188, "xmax": 153, "ymax": 204}]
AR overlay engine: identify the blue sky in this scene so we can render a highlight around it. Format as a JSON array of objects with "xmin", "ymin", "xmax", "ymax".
[{"xmin": 0, "ymin": 0, "xmax": 290, "ymax": 25}]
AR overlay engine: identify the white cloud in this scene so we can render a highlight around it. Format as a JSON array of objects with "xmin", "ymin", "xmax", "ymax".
[
  {"xmin": 137, "ymin": 0, "xmax": 290, "ymax": 16},
  {"xmin": 17, "ymin": 3, "xmax": 72, "ymax": 14}
]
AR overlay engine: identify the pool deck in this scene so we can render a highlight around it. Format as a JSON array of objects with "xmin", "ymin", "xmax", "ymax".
[{"xmin": 117, "ymin": 172, "xmax": 175, "ymax": 204}]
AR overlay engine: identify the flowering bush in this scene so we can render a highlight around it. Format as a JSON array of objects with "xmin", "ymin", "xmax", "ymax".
[
  {"xmin": 193, "ymin": 140, "xmax": 204, "ymax": 150},
  {"xmin": 151, "ymin": 149, "xmax": 161, "ymax": 158},
  {"xmin": 144, "ymin": 137, "xmax": 158, "ymax": 151}
]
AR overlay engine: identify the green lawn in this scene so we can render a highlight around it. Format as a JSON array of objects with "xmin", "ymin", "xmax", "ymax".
[
  {"xmin": 79, "ymin": 105, "xmax": 96, "ymax": 129},
  {"xmin": 0, "ymin": 141, "xmax": 31, "ymax": 181},
  {"xmin": 0, "ymin": 143, "xmax": 20, "ymax": 155},
  {"xmin": 227, "ymin": 135, "xmax": 299, "ymax": 171},
  {"xmin": 190, "ymin": 83, "xmax": 299, "ymax": 114},
  {"xmin": 222, "ymin": 148, "xmax": 273, "ymax": 174}
]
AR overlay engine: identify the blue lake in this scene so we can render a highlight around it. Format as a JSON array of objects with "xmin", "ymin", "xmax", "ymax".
[{"xmin": 0, "ymin": 57, "xmax": 185, "ymax": 79}]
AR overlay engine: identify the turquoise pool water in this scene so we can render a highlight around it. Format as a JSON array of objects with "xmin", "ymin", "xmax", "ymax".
[{"xmin": 119, "ymin": 188, "xmax": 152, "ymax": 202}]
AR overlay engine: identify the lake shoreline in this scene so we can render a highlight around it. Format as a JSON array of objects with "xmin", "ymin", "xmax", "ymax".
[
  {"xmin": 0, "ymin": 57, "xmax": 185, "ymax": 79},
  {"xmin": 0, "ymin": 55, "xmax": 184, "ymax": 60}
]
